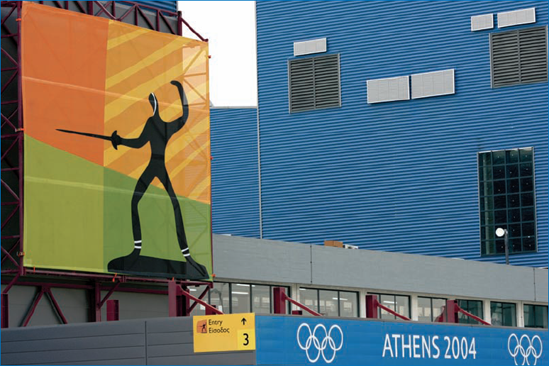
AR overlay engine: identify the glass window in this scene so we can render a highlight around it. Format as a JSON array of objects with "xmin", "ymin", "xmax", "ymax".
[
  {"xmin": 299, "ymin": 288, "xmax": 359, "ymax": 317},
  {"xmin": 432, "ymin": 298, "xmax": 446, "ymax": 322},
  {"xmin": 210, "ymin": 283, "xmax": 291, "ymax": 314},
  {"xmin": 458, "ymin": 300, "xmax": 484, "ymax": 325},
  {"xmin": 418, "ymin": 297, "xmax": 447, "ymax": 322},
  {"xmin": 524, "ymin": 304, "xmax": 548, "ymax": 329},
  {"xmin": 209, "ymin": 282, "xmax": 230, "ymax": 313},
  {"xmin": 478, "ymin": 148, "xmax": 537, "ymax": 256},
  {"xmin": 251, "ymin": 285, "xmax": 271, "ymax": 314},
  {"xmin": 490, "ymin": 302, "xmax": 516, "ymax": 326},
  {"xmin": 231, "ymin": 283, "xmax": 251, "ymax": 314},
  {"xmin": 339, "ymin": 291, "xmax": 359, "ymax": 318},
  {"xmin": 319, "ymin": 290, "xmax": 338, "ymax": 317},
  {"xmin": 299, "ymin": 288, "xmax": 319, "ymax": 313},
  {"xmin": 372, "ymin": 293, "xmax": 410, "ymax": 320},
  {"xmin": 189, "ymin": 285, "xmax": 209, "ymax": 315}
]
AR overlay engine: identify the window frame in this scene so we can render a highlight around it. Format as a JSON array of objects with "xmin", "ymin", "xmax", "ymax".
[
  {"xmin": 524, "ymin": 304, "xmax": 549, "ymax": 329},
  {"xmin": 370, "ymin": 292, "xmax": 411, "ymax": 320},
  {"xmin": 477, "ymin": 148, "xmax": 538, "ymax": 257},
  {"xmin": 417, "ymin": 296, "xmax": 447, "ymax": 322},
  {"xmin": 457, "ymin": 299, "xmax": 484, "ymax": 325},
  {"xmin": 490, "ymin": 301, "xmax": 517, "ymax": 327},
  {"xmin": 208, "ymin": 282, "xmax": 291, "ymax": 314},
  {"xmin": 299, "ymin": 287, "xmax": 360, "ymax": 317}
]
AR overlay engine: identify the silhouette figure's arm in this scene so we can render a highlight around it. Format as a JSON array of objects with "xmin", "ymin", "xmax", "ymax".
[
  {"xmin": 116, "ymin": 124, "xmax": 149, "ymax": 149},
  {"xmin": 168, "ymin": 80, "xmax": 189, "ymax": 135}
]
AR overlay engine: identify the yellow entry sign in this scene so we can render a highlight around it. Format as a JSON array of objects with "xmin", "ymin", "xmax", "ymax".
[{"xmin": 193, "ymin": 313, "xmax": 256, "ymax": 353}]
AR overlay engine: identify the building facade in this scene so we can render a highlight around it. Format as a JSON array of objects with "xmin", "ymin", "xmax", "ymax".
[{"xmin": 211, "ymin": 1, "xmax": 548, "ymax": 267}]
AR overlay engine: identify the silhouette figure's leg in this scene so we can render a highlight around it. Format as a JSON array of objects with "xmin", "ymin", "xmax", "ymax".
[
  {"xmin": 131, "ymin": 165, "xmax": 156, "ymax": 251},
  {"xmin": 159, "ymin": 167, "xmax": 208, "ymax": 277},
  {"xmin": 158, "ymin": 168, "xmax": 189, "ymax": 254}
]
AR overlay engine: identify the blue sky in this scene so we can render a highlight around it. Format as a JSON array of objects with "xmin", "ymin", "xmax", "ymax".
[{"xmin": 179, "ymin": 1, "xmax": 257, "ymax": 107}]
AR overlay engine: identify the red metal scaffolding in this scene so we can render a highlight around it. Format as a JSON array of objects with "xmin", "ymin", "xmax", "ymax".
[{"xmin": 1, "ymin": 0, "xmax": 213, "ymax": 328}]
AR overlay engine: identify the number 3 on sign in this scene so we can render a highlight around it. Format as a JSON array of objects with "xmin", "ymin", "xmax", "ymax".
[{"xmin": 237, "ymin": 329, "xmax": 256, "ymax": 350}]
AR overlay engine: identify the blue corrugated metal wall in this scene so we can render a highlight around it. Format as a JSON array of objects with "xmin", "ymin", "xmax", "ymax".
[
  {"xmin": 211, "ymin": 108, "xmax": 260, "ymax": 238},
  {"xmin": 255, "ymin": 1, "xmax": 548, "ymax": 266},
  {"xmin": 121, "ymin": 1, "xmax": 178, "ymax": 13}
]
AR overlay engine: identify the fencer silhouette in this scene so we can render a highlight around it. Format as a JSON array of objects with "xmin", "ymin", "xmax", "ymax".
[{"xmin": 110, "ymin": 80, "xmax": 208, "ymax": 277}]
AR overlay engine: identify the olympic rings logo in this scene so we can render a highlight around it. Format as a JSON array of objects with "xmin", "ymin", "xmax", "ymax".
[
  {"xmin": 297, "ymin": 323, "xmax": 344, "ymax": 364},
  {"xmin": 508, "ymin": 334, "xmax": 543, "ymax": 365}
]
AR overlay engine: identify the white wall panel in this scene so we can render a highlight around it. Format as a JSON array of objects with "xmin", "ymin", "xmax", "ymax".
[
  {"xmin": 411, "ymin": 69, "xmax": 455, "ymax": 99},
  {"xmin": 294, "ymin": 38, "xmax": 327, "ymax": 56},
  {"xmin": 367, "ymin": 76, "xmax": 409, "ymax": 104},
  {"xmin": 471, "ymin": 14, "xmax": 494, "ymax": 31},
  {"xmin": 498, "ymin": 8, "xmax": 536, "ymax": 28}
]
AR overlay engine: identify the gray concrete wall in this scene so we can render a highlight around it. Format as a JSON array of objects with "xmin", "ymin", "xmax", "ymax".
[
  {"xmin": 213, "ymin": 234, "xmax": 548, "ymax": 303},
  {"xmin": 0, "ymin": 286, "xmax": 89, "ymax": 327},
  {"xmin": 534, "ymin": 268, "xmax": 549, "ymax": 302},
  {"xmin": 1, "ymin": 317, "xmax": 256, "ymax": 365},
  {"xmin": 213, "ymin": 235, "xmax": 312, "ymax": 284}
]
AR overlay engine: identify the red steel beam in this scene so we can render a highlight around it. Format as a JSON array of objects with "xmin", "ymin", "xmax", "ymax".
[
  {"xmin": 20, "ymin": 287, "xmax": 45, "ymax": 327},
  {"xmin": 45, "ymin": 287, "xmax": 68, "ymax": 324},
  {"xmin": 375, "ymin": 301, "xmax": 411, "ymax": 321},
  {"xmin": 187, "ymin": 284, "xmax": 212, "ymax": 314}
]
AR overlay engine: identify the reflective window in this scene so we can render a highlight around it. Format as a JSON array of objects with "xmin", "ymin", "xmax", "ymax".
[
  {"xmin": 299, "ymin": 288, "xmax": 359, "ymax": 317},
  {"xmin": 252, "ymin": 285, "xmax": 271, "ymax": 314},
  {"xmin": 319, "ymin": 290, "xmax": 338, "ymax": 317},
  {"xmin": 479, "ymin": 148, "xmax": 537, "ymax": 256},
  {"xmin": 458, "ymin": 299, "xmax": 484, "ymax": 325},
  {"xmin": 339, "ymin": 291, "xmax": 358, "ymax": 318},
  {"xmin": 418, "ymin": 296, "xmax": 447, "ymax": 322},
  {"xmin": 372, "ymin": 293, "xmax": 410, "ymax": 320},
  {"xmin": 232, "ymin": 283, "xmax": 251, "ymax": 314},
  {"xmin": 209, "ymin": 282, "xmax": 230, "ymax": 313},
  {"xmin": 299, "ymin": 288, "xmax": 319, "ymax": 312},
  {"xmin": 208, "ymin": 282, "xmax": 289, "ymax": 314},
  {"xmin": 490, "ymin": 301, "xmax": 516, "ymax": 326},
  {"xmin": 524, "ymin": 304, "xmax": 548, "ymax": 329}
]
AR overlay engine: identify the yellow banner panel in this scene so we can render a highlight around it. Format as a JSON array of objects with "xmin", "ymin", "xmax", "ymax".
[{"xmin": 21, "ymin": 2, "xmax": 211, "ymax": 280}]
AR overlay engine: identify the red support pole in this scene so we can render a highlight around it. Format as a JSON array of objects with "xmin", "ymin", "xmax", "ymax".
[
  {"xmin": 205, "ymin": 304, "xmax": 218, "ymax": 316},
  {"xmin": 2, "ymin": 293, "xmax": 8, "ymax": 328},
  {"xmin": 177, "ymin": 10, "xmax": 182, "ymax": 36},
  {"xmin": 168, "ymin": 280, "xmax": 183, "ymax": 317},
  {"xmin": 181, "ymin": 287, "xmax": 191, "ymax": 316},
  {"xmin": 365, "ymin": 294, "xmax": 378, "ymax": 319},
  {"xmin": 16, "ymin": 0, "xmax": 24, "ymax": 278},
  {"xmin": 94, "ymin": 281, "xmax": 101, "ymax": 322},
  {"xmin": 444, "ymin": 300, "xmax": 459, "ymax": 324},
  {"xmin": 106, "ymin": 299, "xmax": 119, "ymax": 321},
  {"xmin": 273, "ymin": 287, "xmax": 286, "ymax": 315}
]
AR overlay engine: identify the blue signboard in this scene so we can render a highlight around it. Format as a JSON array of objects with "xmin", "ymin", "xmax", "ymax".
[{"xmin": 256, "ymin": 316, "xmax": 548, "ymax": 365}]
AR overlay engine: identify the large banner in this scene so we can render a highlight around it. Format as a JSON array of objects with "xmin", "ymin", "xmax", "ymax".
[
  {"xmin": 255, "ymin": 316, "xmax": 548, "ymax": 365},
  {"xmin": 21, "ymin": 3, "xmax": 212, "ymax": 280}
]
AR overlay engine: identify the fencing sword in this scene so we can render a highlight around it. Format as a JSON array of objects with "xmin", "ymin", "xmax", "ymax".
[{"xmin": 56, "ymin": 129, "xmax": 121, "ymax": 149}]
